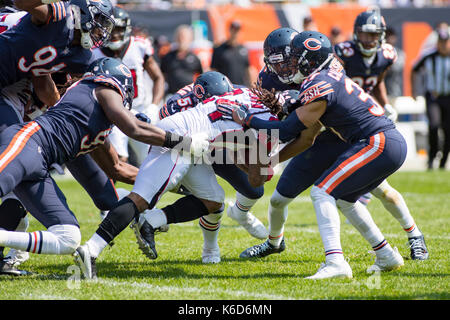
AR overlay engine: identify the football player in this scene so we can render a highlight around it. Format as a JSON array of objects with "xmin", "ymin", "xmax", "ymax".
[
  {"xmin": 92, "ymin": 6, "xmax": 165, "ymax": 167},
  {"xmin": 0, "ymin": 57, "xmax": 208, "ymax": 275},
  {"xmin": 74, "ymin": 86, "xmax": 279, "ymax": 279},
  {"xmin": 249, "ymin": 26, "xmax": 428, "ymax": 263},
  {"xmin": 220, "ymin": 31, "xmax": 409, "ymax": 279},
  {"xmin": 161, "ymin": 71, "xmax": 268, "ymax": 240}
]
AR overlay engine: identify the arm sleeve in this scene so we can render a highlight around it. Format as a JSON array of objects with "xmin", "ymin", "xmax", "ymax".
[{"xmin": 247, "ymin": 111, "xmax": 306, "ymax": 143}]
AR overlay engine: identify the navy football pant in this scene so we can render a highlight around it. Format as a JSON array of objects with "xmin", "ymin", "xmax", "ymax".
[
  {"xmin": 276, "ymin": 131, "xmax": 350, "ymax": 199},
  {"xmin": 0, "ymin": 122, "xmax": 79, "ymax": 228},
  {"xmin": 66, "ymin": 154, "xmax": 119, "ymax": 211},
  {"xmin": 315, "ymin": 129, "xmax": 407, "ymax": 203}
]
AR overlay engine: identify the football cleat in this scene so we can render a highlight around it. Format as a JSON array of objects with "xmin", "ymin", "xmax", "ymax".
[
  {"xmin": 408, "ymin": 235, "xmax": 429, "ymax": 260},
  {"xmin": 239, "ymin": 238, "xmax": 285, "ymax": 258},
  {"xmin": 0, "ymin": 258, "xmax": 32, "ymax": 276},
  {"xmin": 367, "ymin": 247, "xmax": 404, "ymax": 273},
  {"xmin": 73, "ymin": 245, "xmax": 97, "ymax": 280},
  {"xmin": 227, "ymin": 205, "xmax": 268, "ymax": 240},
  {"xmin": 130, "ymin": 218, "xmax": 158, "ymax": 260},
  {"xmin": 202, "ymin": 246, "xmax": 221, "ymax": 264},
  {"xmin": 305, "ymin": 260, "xmax": 353, "ymax": 280},
  {"xmin": 4, "ymin": 249, "xmax": 30, "ymax": 267}
]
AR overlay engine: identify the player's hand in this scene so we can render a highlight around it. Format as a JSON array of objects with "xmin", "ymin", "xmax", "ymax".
[
  {"xmin": 216, "ymin": 99, "xmax": 249, "ymax": 125},
  {"xmin": 135, "ymin": 112, "xmax": 151, "ymax": 124},
  {"xmin": 384, "ymin": 104, "xmax": 398, "ymax": 122},
  {"xmin": 189, "ymin": 132, "xmax": 210, "ymax": 158}
]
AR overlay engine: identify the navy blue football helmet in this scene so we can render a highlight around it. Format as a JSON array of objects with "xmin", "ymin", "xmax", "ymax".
[
  {"xmin": 263, "ymin": 27, "xmax": 299, "ymax": 84},
  {"xmin": 71, "ymin": 0, "xmax": 115, "ymax": 49},
  {"xmin": 289, "ymin": 31, "xmax": 334, "ymax": 83},
  {"xmin": 87, "ymin": 57, "xmax": 134, "ymax": 109},
  {"xmin": 193, "ymin": 71, "xmax": 233, "ymax": 102},
  {"xmin": 106, "ymin": 6, "xmax": 132, "ymax": 51},
  {"xmin": 353, "ymin": 8, "xmax": 386, "ymax": 57}
]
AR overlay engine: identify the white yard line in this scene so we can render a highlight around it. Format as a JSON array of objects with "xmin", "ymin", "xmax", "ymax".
[{"xmin": 98, "ymin": 279, "xmax": 297, "ymax": 300}]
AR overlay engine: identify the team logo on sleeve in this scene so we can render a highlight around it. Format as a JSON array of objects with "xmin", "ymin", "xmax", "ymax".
[
  {"xmin": 118, "ymin": 64, "xmax": 132, "ymax": 77},
  {"xmin": 303, "ymin": 38, "xmax": 322, "ymax": 51},
  {"xmin": 194, "ymin": 84, "xmax": 205, "ymax": 100}
]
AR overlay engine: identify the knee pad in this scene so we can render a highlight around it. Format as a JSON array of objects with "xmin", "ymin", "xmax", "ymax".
[
  {"xmin": 47, "ymin": 224, "xmax": 81, "ymax": 254},
  {"xmin": 270, "ymin": 189, "xmax": 294, "ymax": 209}
]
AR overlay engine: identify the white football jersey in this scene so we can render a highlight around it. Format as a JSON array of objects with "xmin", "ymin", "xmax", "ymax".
[
  {"xmin": 0, "ymin": 10, "xmax": 27, "ymax": 32},
  {"xmin": 92, "ymin": 36, "xmax": 155, "ymax": 110},
  {"xmin": 157, "ymin": 87, "xmax": 278, "ymax": 151}
]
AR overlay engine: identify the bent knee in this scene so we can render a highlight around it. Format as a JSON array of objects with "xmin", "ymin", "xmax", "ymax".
[{"xmin": 270, "ymin": 189, "xmax": 293, "ymax": 209}]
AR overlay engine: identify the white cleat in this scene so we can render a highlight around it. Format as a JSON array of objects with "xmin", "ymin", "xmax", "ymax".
[
  {"xmin": 367, "ymin": 247, "xmax": 404, "ymax": 273},
  {"xmin": 305, "ymin": 260, "xmax": 353, "ymax": 280},
  {"xmin": 4, "ymin": 249, "xmax": 29, "ymax": 267},
  {"xmin": 202, "ymin": 246, "xmax": 221, "ymax": 264},
  {"xmin": 227, "ymin": 204, "xmax": 268, "ymax": 239}
]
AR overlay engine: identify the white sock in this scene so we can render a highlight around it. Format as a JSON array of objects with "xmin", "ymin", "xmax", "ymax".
[
  {"xmin": 142, "ymin": 208, "xmax": 168, "ymax": 229},
  {"xmin": 268, "ymin": 190, "xmax": 292, "ymax": 247},
  {"xmin": 0, "ymin": 225, "xmax": 80, "ymax": 255},
  {"xmin": 233, "ymin": 192, "xmax": 258, "ymax": 215},
  {"xmin": 310, "ymin": 186, "xmax": 343, "ymax": 259},
  {"xmin": 337, "ymin": 199, "xmax": 385, "ymax": 248},
  {"xmin": 371, "ymin": 180, "xmax": 422, "ymax": 237},
  {"xmin": 86, "ymin": 233, "xmax": 109, "ymax": 258},
  {"xmin": 199, "ymin": 213, "xmax": 222, "ymax": 250}
]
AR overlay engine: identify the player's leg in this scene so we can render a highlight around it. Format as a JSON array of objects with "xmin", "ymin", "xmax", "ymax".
[
  {"xmin": 212, "ymin": 161, "xmax": 267, "ymax": 239},
  {"xmin": 180, "ymin": 163, "xmax": 225, "ymax": 263},
  {"xmin": 108, "ymin": 126, "xmax": 129, "ymax": 162},
  {"xmin": 240, "ymin": 132, "xmax": 350, "ymax": 258},
  {"xmin": 310, "ymin": 130, "xmax": 407, "ymax": 279},
  {"xmin": 65, "ymin": 153, "xmax": 120, "ymax": 220},
  {"xmin": 370, "ymin": 180, "xmax": 428, "ymax": 260}
]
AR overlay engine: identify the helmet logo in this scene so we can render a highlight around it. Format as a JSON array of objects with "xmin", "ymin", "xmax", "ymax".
[
  {"xmin": 117, "ymin": 64, "xmax": 131, "ymax": 77},
  {"xmin": 194, "ymin": 84, "xmax": 205, "ymax": 99},
  {"xmin": 303, "ymin": 38, "xmax": 322, "ymax": 51}
]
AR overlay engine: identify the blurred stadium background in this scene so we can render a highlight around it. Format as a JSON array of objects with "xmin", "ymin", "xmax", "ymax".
[{"xmin": 111, "ymin": 0, "xmax": 450, "ymax": 171}]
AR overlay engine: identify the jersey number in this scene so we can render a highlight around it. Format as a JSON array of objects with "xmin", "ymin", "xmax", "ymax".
[
  {"xmin": 344, "ymin": 78, "xmax": 384, "ymax": 116},
  {"xmin": 18, "ymin": 46, "xmax": 66, "ymax": 76},
  {"xmin": 77, "ymin": 129, "xmax": 112, "ymax": 156}
]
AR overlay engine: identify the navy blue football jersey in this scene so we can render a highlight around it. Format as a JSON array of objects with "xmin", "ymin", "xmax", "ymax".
[
  {"xmin": 257, "ymin": 66, "xmax": 299, "ymax": 92},
  {"xmin": 0, "ymin": 2, "xmax": 92, "ymax": 88},
  {"xmin": 333, "ymin": 41, "xmax": 396, "ymax": 94},
  {"xmin": 33, "ymin": 75, "xmax": 124, "ymax": 164},
  {"xmin": 298, "ymin": 58, "xmax": 395, "ymax": 144}
]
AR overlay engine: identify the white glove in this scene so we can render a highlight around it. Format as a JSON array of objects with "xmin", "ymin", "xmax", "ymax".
[
  {"xmin": 384, "ymin": 104, "xmax": 398, "ymax": 122},
  {"xmin": 189, "ymin": 132, "xmax": 210, "ymax": 158}
]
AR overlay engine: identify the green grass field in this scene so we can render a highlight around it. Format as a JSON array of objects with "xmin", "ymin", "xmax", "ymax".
[{"xmin": 0, "ymin": 170, "xmax": 449, "ymax": 300}]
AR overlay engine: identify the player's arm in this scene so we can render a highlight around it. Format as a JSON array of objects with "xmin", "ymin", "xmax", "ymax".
[
  {"xmin": 234, "ymin": 146, "xmax": 273, "ymax": 188},
  {"xmin": 244, "ymin": 100, "xmax": 326, "ymax": 143},
  {"xmin": 14, "ymin": 0, "xmax": 51, "ymax": 25},
  {"xmin": 32, "ymin": 74, "xmax": 60, "ymax": 107},
  {"xmin": 89, "ymin": 138, "xmax": 138, "ymax": 184},
  {"xmin": 96, "ymin": 86, "xmax": 208, "ymax": 154},
  {"xmin": 143, "ymin": 56, "xmax": 165, "ymax": 105},
  {"xmin": 275, "ymin": 122, "xmax": 322, "ymax": 163}
]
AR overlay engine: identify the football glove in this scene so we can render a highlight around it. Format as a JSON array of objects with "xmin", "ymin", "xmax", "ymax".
[
  {"xmin": 189, "ymin": 132, "xmax": 210, "ymax": 158},
  {"xmin": 216, "ymin": 99, "xmax": 249, "ymax": 125}
]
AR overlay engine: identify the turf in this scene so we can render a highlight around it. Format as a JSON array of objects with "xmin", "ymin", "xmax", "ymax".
[{"xmin": 0, "ymin": 170, "xmax": 449, "ymax": 300}]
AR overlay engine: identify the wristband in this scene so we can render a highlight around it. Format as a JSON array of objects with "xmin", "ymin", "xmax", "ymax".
[{"xmin": 163, "ymin": 131, "xmax": 191, "ymax": 150}]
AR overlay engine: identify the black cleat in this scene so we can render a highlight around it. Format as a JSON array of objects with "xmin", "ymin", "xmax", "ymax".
[
  {"xmin": 131, "ymin": 219, "xmax": 158, "ymax": 260},
  {"xmin": 73, "ymin": 245, "xmax": 97, "ymax": 279},
  {"xmin": 408, "ymin": 235, "xmax": 429, "ymax": 260},
  {"xmin": 0, "ymin": 258, "xmax": 32, "ymax": 276},
  {"xmin": 239, "ymin": 239, "xmax": 286, "ymax": 259}
]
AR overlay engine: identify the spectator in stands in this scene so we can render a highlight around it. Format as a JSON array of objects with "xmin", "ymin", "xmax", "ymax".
[
  {"xmin": 210, "ymin": 20, "xmax": 251, "ymax": 86},
  {"xmin": 160, "ymin": 24, "xmax": 203, "ymax": 95},
  {"xmin": 411, "ymin": 28, "xmax": 450, "ymax": 170},
  {"xmin": 385, "ymin": 27, "xmax": 405, "ymax": 99},
  {"xmin": 329, "ymin": 26, "xmax": 345, "ymax": 46},
  {"xmin": 303, "ymin": 16, "xmax": 318, "ymax": 32}
]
